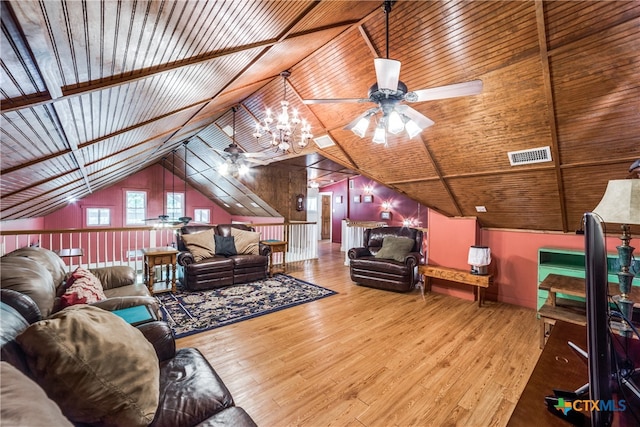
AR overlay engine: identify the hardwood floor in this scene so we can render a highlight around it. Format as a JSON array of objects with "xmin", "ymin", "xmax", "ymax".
[{"xmin": 178, "ymin": 241, "xmax": 542, "ymax": 427}]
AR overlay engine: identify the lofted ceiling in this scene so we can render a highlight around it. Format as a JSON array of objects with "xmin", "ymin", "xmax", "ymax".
[{"xmin": 1, "ymin": 1, "xmax": 638, "ymax": 231}]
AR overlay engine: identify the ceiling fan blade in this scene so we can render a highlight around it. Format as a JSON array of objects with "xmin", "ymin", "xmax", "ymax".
[
  {"xmin": 395, "ymin": 105, "xmax": 435, "ymax": 130},
  {"xmin": 303, "ymin": 98, "xmax": 370, "ymax": 104},
  {"xmin": 374, "ymin": 58, "xmax": 401, "ymax": 91},
  {"xmin": 246, "ymin": 158, "xmax": 269, "ymax": 166},
  {"xmin": 410, "ymin": 80, "xmax": 483, "ymax": 102}
]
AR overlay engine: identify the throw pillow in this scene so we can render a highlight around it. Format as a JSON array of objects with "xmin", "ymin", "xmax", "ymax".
[
  {"xmin": 59, "ymin": 267, "xmax": 107, "ymax": 309},
  {"xmin": 214, "ymin": 234, "xmax": 237, "ymax": 257},
  {"xmin": 230, "ymin": 227, "xmax": 260, "ymax": 255},
  {"xmin": 181, "ymin": 229, "xmax": 216, "ymax": 261},
  {"xmin": 16, "ymin": 305, "xmax": 160, "ymax": 426},
  {"xmin": 374, "ymin": 236, "xmax": 415, "ymax": 262},
  {"xmin": 0, "ymin": 362, "xmax": 73, "ymax": 427}
]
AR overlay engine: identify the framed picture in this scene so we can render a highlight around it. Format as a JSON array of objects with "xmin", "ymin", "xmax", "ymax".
[
  {"xmin": 335, "ymin": 196, "xmax": 343, "ymax": 204},
  {"xmin": 380, "ymin": 211, "xmax": 391, "ymax": 220},
  {"xmin": 363, "ymin": 195, "xmax": 373, "ymax": 203},
  {"xmin": 353, "ymin": 195, "xmax": 361, "ymax": 203}
]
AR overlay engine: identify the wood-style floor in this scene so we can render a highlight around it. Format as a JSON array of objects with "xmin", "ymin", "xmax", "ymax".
[{"xmin": 177, "ymin": 241, "xmax": 543, "ymax": 427}]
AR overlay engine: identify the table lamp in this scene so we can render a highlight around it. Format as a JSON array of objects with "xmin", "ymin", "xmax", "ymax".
[
  {"xmin": 468, "ymin": 246, "xmax": 491, "ymax": 275},
  {"xmin": 592, "ymin": 179, "xmax": 640, "ymax": 334}
]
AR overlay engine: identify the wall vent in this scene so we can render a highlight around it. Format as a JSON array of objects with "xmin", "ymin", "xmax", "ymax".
[
  {"xmin": 508, "ymin": 146, "xmax": 552, "ymax": 166},
  {"xmin": 313, "ymin": 135, "xmax": 335, "ymax": 148}
]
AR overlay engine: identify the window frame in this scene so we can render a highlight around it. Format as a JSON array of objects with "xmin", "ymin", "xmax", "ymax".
[{"xmin": 125, "ymin": 190, "xmax": 147, "ymax": 225}]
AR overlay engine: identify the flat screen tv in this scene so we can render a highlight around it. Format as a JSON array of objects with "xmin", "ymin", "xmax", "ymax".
[{"xmin": 584, "ymin": 212, "xmax": 613, "ymax": 427}]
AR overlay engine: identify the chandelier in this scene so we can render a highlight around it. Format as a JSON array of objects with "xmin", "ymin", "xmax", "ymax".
[{"xmin": 253, "ymin": 71, "xmax": 313, "ymax": 154}]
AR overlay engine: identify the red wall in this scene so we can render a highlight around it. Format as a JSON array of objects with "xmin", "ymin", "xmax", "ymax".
[
  {"xmin": 320, "ymin": 176, "xmax": 428, "ymax": 244},
  {"xmin": 43, "ymin": 164, "xmax": 231, "ymax": 229}
]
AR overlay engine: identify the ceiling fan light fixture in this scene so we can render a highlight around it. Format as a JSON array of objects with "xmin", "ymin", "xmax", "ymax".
[
  {"xmin": 351, "ymin": 116, "xmax": 371, "ymax": 138},
  {"xmin": 388, "ymin": 110, "xmax": 405, "ymax": 134},
  {"xmin": 373, "ymin": 122, "xmax": 387, "ymax": 144},
  {"xmin": 404, "ymin": 118, "xmax": 423, "ymax": 139}
]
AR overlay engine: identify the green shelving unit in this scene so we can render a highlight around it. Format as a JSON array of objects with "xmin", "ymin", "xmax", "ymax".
[{"xmin": 537, "ymin": 247, "xmax": 640, "ymax": 310}]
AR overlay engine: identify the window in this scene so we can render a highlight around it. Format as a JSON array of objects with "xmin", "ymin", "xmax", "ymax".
[
  {"xmin": 194, "ymin": 209, "xmax": 210, "ymax": 223},
  {"xmin": 86, "ymin": 208, "xmax": 110, "ymax": 226},
  {"xmin": 125, "ymin": 191, "xmax": 146, "ymax": 225},
  {"xmin": 307, "ymin": 197, "xmax": 318, "ymax": 212},
  {"xmin": 167, "ymin": 192, "xmax": 184, "ymax": 219}
]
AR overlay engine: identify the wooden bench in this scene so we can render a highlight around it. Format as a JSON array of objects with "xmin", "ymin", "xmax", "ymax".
[
  {"xmin": 418, "ymin": 265, "xmax": 492, "ymax": 307},
  {"xmin": 537, "ymin": 274, "xmax": 640, "ymax": 348}
]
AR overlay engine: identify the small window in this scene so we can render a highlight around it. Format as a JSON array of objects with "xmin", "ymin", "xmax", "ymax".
[
  {"xmin": 125, "ymin": 191, "xmax": 147, "ymax": 225},
  {"xmin": 87, "ymin": 208, "xmax": 110, "ymax": 226},
  {"xmin": 194, "ymin": 209, "xmax": 210, "ymax": 223},
  {"xmin": 167, "ymin": 192, "xmax": 184, "ymax": 219}
]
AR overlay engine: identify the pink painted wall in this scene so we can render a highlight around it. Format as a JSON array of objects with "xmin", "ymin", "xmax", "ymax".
[
  {"xmin": 42, "ymin": 164, "xmax": 232, "ymax": 229},
  {"xmin": 0, "ymin": 217, "xmax": 45, "ymax": 231},
  {"xmin": 320, "ymin": 176, "xmax": 428, "ymax": 244},
  {"xmin": 426, "ymin": 210, "xmax": 622, "ymax": 309}
]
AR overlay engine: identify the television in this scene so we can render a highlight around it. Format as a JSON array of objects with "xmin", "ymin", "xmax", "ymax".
[{"xmin": 584, "ymin": 212, "xmax": 613, "ymax": 427}]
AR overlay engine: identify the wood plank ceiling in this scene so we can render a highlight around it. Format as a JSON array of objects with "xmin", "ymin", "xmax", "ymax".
[{"xmin": 1, "ymin": 1, "xmax": 638, "ymax": 231}]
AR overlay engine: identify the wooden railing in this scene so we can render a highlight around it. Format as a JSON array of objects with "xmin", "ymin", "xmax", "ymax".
[{"xmin": 0, "ymin": 222, "xmax": 318, "ymax": 272}]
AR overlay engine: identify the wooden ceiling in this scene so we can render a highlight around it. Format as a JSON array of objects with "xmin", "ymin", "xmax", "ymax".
[{"xmin": 1, "ymin": 1, "xmax": 638, "ymax": 231}]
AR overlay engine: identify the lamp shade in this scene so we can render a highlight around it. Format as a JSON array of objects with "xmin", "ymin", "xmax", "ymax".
[
  {"xmin": 468, "ymin": 246, "xmax": 491, "ymax": 266},
  {"xmin": 592, "ymin": 180, "xmax": 640, "ymax": 225}
]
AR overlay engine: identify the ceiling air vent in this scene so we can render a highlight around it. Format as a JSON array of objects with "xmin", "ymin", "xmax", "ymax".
[
  {"xmin": 508, "ymin": 146, "xmax": 552, "ymax": 166},
  {"xmin": 313, "ymin": 135, "xmax": 335, "ymax": 148}
]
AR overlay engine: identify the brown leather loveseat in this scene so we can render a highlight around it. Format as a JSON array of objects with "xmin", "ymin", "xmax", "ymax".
[
  {"xmin": 177, "ymin": 224, "xmax": 271, "ymax": 291},
  {"xmin": 0, "ymin": 289, "xmax": 257, "ymax": 426},
  {"xmin": 348, "ymin": 226, "xmax": 424, "ymax": 292}
]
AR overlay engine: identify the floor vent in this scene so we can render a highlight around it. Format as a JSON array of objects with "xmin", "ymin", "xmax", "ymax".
[
  {"xmin": 508, "ymin": 146, "xmax": 552, "ymax": 166},
  {"xmin": 314, "ymin": 135, "xmax": 335, "ymax": 148}
]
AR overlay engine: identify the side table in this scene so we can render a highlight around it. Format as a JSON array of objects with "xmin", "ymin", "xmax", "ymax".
[
  {"xmin": 142, "ymin": 247, "xmax": 178, "ymax": 294},
  {"xmin": 260, "ymin": 240, "xmax": 287, "ymax": 276}
]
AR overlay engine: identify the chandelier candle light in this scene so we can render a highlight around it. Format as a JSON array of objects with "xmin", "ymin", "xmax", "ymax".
[{"xmin": 253, "ymin": 71, "xmax": 313, "ymax": 154}]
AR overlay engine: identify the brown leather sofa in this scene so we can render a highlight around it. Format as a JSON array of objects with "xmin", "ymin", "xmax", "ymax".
[
  {"xmin": 0, "ymin": 246, "xmax": 160, "ymax": 319},
  {"xmin": 177, "ymin": 224, "xmax": 270, "ymax": 291},
  {"xmin": 0, "ymin": 290, "xmax": 257, "ymax": 427},
  {"xmin": 348, "ymin": 226, "xmax": 424, "ymax": 292}
]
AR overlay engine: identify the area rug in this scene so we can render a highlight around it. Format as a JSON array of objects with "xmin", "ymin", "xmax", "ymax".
[{"xmin": 155, "ymin": 274, "xmax": 337, "ymax": 338}]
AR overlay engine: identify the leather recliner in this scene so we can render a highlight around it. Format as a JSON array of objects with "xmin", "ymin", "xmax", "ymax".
[
  {"xmin": 177, "ymin": 224, "xmax": 270, "ymax": 291},
  {"xmin": 348, "ymin": 226, "xmax": 424, "ymax": 292}
]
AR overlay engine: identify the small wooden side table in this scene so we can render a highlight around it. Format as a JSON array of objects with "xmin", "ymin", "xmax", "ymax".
[
  {"xmin": 261, "ymin": 240, "xmax": 287, "ymax": 276},
  {"xmin": 142, "ymin": 247, "xmax": 178, "ymax": 294},
  {"xmin": 418, "ymin": 264, "xmax": 492, "ymax": 307}
]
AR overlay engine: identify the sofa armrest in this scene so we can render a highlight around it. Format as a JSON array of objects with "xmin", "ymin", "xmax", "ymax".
[
  {"xmin": 90, "ymin": 296, "xmax": 161, "ymax": 319},
  {"xmin": 89, "ymin": 266, "xmax": 135, "ymax": 290},
  {"xmin": 403, "ymin": 252, "xmax": 421, "ymax": 268},
  {"xmin": 348, "ymin": 247, "xmax": 371, "ymax": 260},
  {"xmin": 136, "ymin": 321, "xmax": 176, "ymax": 362},
  {"xmin": 177, "ymin": 251, "xmax": 195, "ymax": 267},
  {"xmin": 258, "ymin": 243, "xmax": 271, "ymax": 257}
]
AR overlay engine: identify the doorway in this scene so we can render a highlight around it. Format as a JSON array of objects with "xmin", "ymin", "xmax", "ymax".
[{"xmin": 320, "ymin": 194, "xmax": 332, "ymax": 240}]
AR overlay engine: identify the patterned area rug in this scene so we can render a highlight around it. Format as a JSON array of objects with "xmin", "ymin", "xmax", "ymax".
[{"xmin": 155, "ymin": 274, "xmax": 337, "ymax": 338}]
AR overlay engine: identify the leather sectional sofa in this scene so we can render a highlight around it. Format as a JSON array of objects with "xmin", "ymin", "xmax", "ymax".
[
  {"xmin": 1, "ymin": 289, "xmax": 257, "ymax": 426},
  {"xmin": 0, "ymin": 246, "xmax": 160, "ymax": 319},
  {"xmin": 348, "ymin": 226, "xmax": 424, "ymax": 292},
  {"xmin": 176, "ymin": 224, "xmax": 271, "ymax": 291}
]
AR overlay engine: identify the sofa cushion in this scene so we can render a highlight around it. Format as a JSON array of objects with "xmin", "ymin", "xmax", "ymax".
[
  {"xmin": 231, "ymin": 227, "xmax": 260, "ymax": 255},
  {"xmin": 16, "ymin": 305, "xmax": 160, "ymax": 426},
  {"xmin": 374, "ymin": 236, "xmax": 415, "ymax": 262},
  {"xmin": 1, "ymin": 361, "xmax": 73, "ymax": 427},
  {"xmin": 59, "ymin": 267, "xmax": 107, "ymax": 309},
  {"xmin": 214, "ymin": 235, "xmax": 237, "ymax": 257},
  {"xmin": 182, "ymin": 229, "xmax": 217, "ymax": 261}
]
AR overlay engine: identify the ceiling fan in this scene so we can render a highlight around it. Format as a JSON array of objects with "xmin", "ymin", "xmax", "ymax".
[
  {"xmin": 143, "ymin": 151, "xmax": 191, "ymax": 227},
  {"xmin": 302, "ymin": 0, "xmax": 483, "ymax": 144},
  {"xmin": 212, "ymin": 106, "xmax": 269, "ymax": 176}
]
